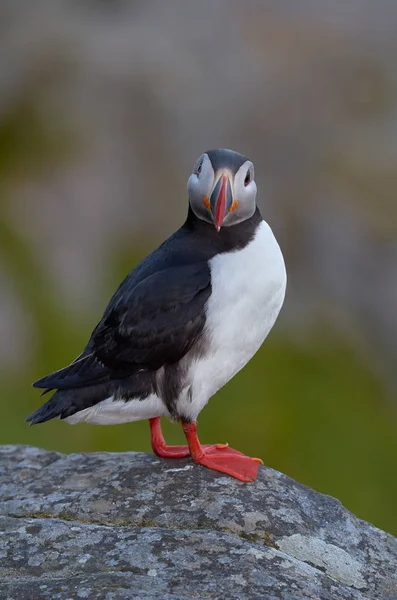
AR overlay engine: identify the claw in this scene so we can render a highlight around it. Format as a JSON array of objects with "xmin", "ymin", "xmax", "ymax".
[
  {"xmin": 215, "ymin": 443, "xmax": 229, "ymax": 450},
  {"xmin": 252, "ymin": 457, "xmax": 264, "ymax": 464}
]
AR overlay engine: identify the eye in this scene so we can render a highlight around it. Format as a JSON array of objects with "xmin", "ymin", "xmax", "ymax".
[
  {"xmin": 244, "ymin": 170, "xmax": 251, "ymax": 186},
  {"xmin": 196, "ymin": 163, "xmax": 202, "ymax": 175}
]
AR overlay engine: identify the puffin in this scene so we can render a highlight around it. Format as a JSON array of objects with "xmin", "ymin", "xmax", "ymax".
[{"xmin": 27, "ymin": 149, "xmax": 287, "ymax": 482}]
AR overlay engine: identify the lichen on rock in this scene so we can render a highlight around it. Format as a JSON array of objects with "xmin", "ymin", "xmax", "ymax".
[{"xmin": 0, "ymin": 445, "xmax": 396, "ymax": 599}]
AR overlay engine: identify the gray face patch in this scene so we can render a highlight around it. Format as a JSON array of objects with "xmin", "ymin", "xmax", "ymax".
[{"xmin": 187, "ymin": 149, "xmax": 257, "ymax": 229}]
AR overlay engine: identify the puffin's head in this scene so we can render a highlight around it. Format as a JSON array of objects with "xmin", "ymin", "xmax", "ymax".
[{"xmin": 187, "ymin": 148, "xmax": 257, "ymax": 231}]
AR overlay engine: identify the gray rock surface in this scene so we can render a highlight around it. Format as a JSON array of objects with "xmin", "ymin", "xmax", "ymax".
[{"xmin": 0, "ymin": 445, "xmax": 396, "ymax": 600}]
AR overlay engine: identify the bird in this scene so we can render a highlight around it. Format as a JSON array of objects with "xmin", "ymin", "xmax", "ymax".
[{"xmin": 27, "ymin": 148, "xmax": 287, "ymax": 482}]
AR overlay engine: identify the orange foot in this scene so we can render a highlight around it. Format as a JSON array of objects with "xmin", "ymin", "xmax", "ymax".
[
  {"xmin": 191, "ymin": 445, "xmax": 262, "ymax": 482},
  {"xmin": 150, "ymin": 418, "xmax": 263, "ymax": 482},
  {"xmin": 149, "ymin": 418, "xmax": 237, "ymax": 459},
  {"xmin": 182, "ymin": 422, "xmax": 263, "ymax": 483}
]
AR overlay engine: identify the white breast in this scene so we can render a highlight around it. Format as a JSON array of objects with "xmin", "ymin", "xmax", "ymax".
[{"xmin": 179, "ymin": 219, "xmax": 287, "ymax": 421}]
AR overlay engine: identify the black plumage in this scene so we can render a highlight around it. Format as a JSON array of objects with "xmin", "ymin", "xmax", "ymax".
[{"xmin": 205, "ymin": 148, "xmax": 247, "ymax": 173}]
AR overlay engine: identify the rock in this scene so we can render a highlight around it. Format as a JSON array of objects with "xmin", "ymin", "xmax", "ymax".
[{"xmin": 0, "ymin": 445, "xmax": 396, "ymax": 600}]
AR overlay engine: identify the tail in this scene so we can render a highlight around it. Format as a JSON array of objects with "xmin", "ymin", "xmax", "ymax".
[
  {"xmin": 26, "ymin": 382, "xmax": 114, "ymax": 425},
  {"xmin": 28, "ymin": 353, "xmax": 112, "ymax": 425},
  {"xmin": 26, "ymin": 389, "xmax": 70, "ymax": 425}
]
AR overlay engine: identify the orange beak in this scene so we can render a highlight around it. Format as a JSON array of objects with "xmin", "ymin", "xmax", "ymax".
[{"xmin": 210, "ymin": 174, "xmax": 233, "ymax": 232}]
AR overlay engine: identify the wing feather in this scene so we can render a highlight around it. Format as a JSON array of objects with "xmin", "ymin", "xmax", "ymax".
[
  {"xmin": 91, "ymin": 262, "xmax": 211, "ymax": 371},
  {"xmin": 33, "ymin": 262, "xmax": 211, "ymax": 390}
]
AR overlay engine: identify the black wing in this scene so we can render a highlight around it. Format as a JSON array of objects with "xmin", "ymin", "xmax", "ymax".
[{"xmin": 33, "ymin": 262, "xmax": 211, "ymax": 390}]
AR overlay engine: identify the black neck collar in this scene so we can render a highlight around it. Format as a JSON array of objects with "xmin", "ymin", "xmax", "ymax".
[{"xmin": 183, "ymin": 205, "xmax": 262, "ymax": 252}]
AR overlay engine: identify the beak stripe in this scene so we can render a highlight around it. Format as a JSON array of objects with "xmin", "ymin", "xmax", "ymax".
[{"xmin": 214, "ymin": 176, "xmax": 228, "ymax": 232}]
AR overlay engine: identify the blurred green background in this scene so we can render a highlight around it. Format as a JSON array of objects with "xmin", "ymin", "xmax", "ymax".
[{"xmin": 0, "ymin": 1, "xmax": 396, "ymax": 536}]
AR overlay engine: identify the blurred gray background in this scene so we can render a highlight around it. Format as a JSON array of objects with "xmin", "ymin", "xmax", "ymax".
[{"xmin": 0, "ymin": 0, "xmax": 396, "ymax": 534}]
